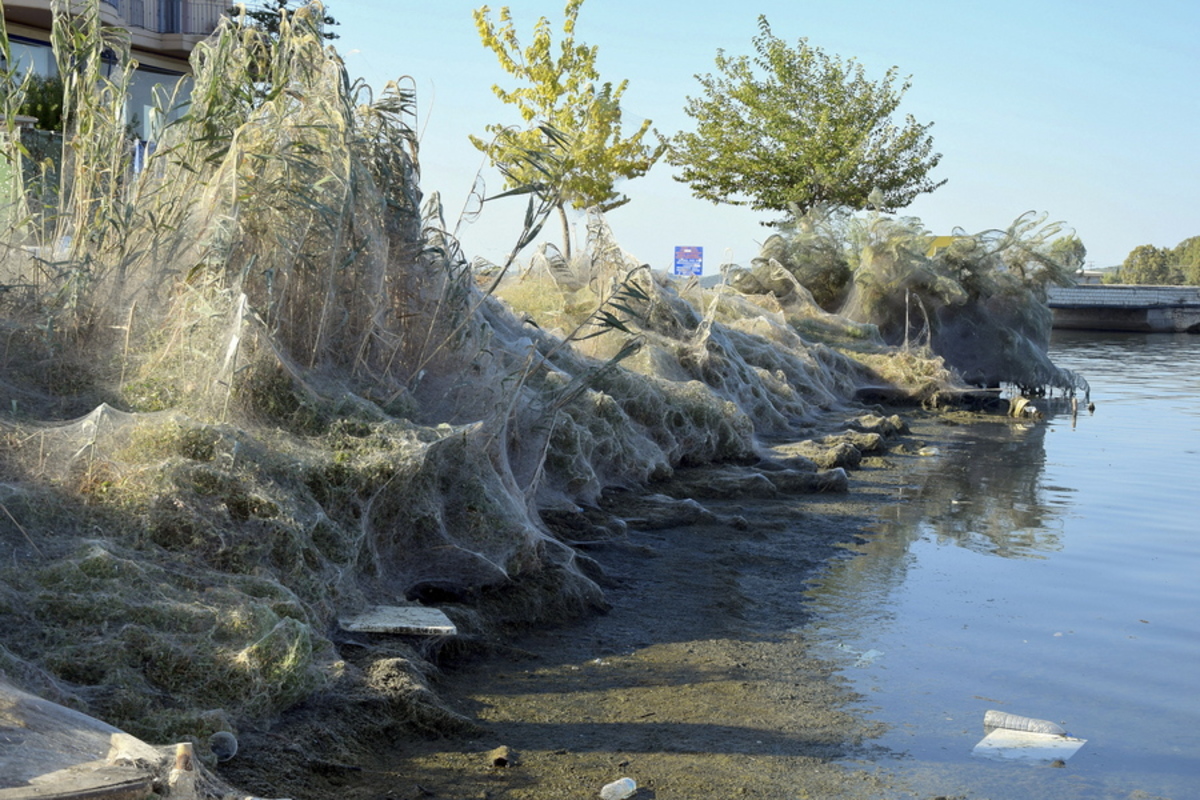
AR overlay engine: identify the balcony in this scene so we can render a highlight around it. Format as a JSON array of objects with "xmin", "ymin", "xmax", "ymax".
[
  {"xmin": 4, "ymin": 1, "xmax": 225, "ymax": 63},
  {"xmin": 106, "ymin": 0, "xmax": 226, "ymax": 37}
]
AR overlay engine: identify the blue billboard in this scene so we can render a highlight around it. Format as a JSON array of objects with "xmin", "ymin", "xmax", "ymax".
[{"xmin": 673, "ymin": 246, "xmax": 703, "ymax": 277}]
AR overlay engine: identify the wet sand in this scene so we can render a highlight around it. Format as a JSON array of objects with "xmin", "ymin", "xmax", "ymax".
[{"xmin": 222, "ymin": 413, "xmax": 953, "ymax": 800}]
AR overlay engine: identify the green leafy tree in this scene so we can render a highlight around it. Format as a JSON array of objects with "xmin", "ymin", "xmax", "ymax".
[
  {"xmin": 17, "ymin": 73, "xmax": 65, "ymax": 132},
  {"xmin": 1119, "ymin": 244, "xmax": 1173, "ymax": 285},
  {"xmin": 668, "ymin": 16, "xmax": 943, "ymax": 223},
  {"xmin": 226, "ymin": 0, "xmax": 338, "ymax": 40},
  {"xmin": 471, "ymin": 0, "xmax": 663, "ymax": 258},
  {"xmin": 1171, "ymin": 235, "xmax": 1200, "ymax": 285},
  {"xmin": 1048, "ymin": 234, "xmax": 1087, "ymax": 274}
]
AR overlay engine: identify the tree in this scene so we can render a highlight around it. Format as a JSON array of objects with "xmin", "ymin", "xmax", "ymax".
[
  {"xmin": 471, "ymin": 0, "xmax": 663, "ymax": 258},
  {"xmin": 226, "ymin": 0, "xmax": 338, "ymax": 40},
  {"xmin": 17, "ymin": 73, "xmax": 65, "ymax": 132},
  {"xmin": 1172, "ymin": 235, "xmax": 1200, "ymax": 285},
  {"xmin": 1048, "ymin": 234, "xmax": 1087, "ymax": 274},
  {"xmin": 1118, "ymin": 244, "xmax": 1173, "ymax": 285},
  {"xmin": 668, "ymin": 16, "xmax": 943, "ymax": 223}
]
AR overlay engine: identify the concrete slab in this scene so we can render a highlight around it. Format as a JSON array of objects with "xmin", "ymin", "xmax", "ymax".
[{"xmin": 338, "ymin": 606, "xmax": 457, "ymax": 636}]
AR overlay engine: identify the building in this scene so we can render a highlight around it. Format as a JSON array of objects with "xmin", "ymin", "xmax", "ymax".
[{"xmin": 3, "ymin": 0, "xmax": 226, "ymax": 139}]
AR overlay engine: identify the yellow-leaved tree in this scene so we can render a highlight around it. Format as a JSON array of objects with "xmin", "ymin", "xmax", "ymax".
[{"xmin": 471, "ymin": 0, "xmax": 663, "ymax": 258}]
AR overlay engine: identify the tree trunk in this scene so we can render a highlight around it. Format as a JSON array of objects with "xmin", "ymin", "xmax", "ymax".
[{"xmin": 557, "ymin": 204, "xmax": 572, "ymax": 260}]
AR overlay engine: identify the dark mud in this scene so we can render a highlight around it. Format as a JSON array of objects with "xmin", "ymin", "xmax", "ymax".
[{"xmin": 220, "ymin": 413, "xmax": 957, "ymax": 800}]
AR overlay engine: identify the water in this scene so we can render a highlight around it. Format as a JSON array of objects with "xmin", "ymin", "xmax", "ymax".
[{"xmin": 807, "ymin": 331, "xmax": 1200, "ymax": 799}]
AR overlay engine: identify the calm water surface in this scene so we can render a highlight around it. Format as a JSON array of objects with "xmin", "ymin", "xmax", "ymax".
[{"xmin": 807, "ymin": 331, "xmax": 1200, "ymax": 799}]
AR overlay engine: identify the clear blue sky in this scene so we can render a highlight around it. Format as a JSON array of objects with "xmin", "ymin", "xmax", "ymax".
[{"xmin": 329, "ymin": 0, "xmax": 1199, "ymax": 272}]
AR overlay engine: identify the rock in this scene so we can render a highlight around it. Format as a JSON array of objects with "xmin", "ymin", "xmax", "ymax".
[
  {"xmin": 606, "ymin": 494, "xmax": 716, "ymax": 530},
  {"xmin": 728, "ymin": 515, "xmax": 751, "ymax": 531},
  {"xmin": 847, "ymin": 413, "xmax": 909, "ymax": 436},
  {"xmin": 660, "ymin": 468, "xmax": 779, "ymax": 500},
  {"xmin": 773, "ymin": 440, "xmax": 862, "ymax": 470},
  {"xmin": 540, "ymin": 506, "xmax": 628, "ymax": 543},
  {"xmin": 764, "ymin": 468, "xmax": 849, "ymax": 494},
  {"xmin": 487, "ymin": 745, "xmax": 517, "ymax": 768},
  {"xmin": 755, "ymin": 454, "xmax": 818, "ymax": 473},
  {"xmin": 777, "ymin": 453, "xmax": 820, "ymax": 471},
  {"xmin": 822, "ymin": 430, "xmax": 885, "ymax": 455},
  {"xmin": 339, "ymin": 606, "xmax": 458, "ymax": 637}
]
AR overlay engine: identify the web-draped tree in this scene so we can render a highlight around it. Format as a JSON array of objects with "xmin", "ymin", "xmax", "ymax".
[
  {"xmin": 471, "ymin": 0, "xmax": 663, "ymax": 259},
  {"xmin": 669, "ymin": 16, "xmax": 943, "ymax": 224}
]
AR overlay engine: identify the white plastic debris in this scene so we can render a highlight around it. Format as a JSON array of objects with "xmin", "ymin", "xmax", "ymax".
[
  {"xmin": 983, "ymin": 709, "xmax": 1065, "ymax": 735},
  {"xmin": 833, "ymin": 643, "xmax": 885, "ymax": 667},
  {"xmin": 599, "ymin": 776, "xmax": 637, "ymax": 800},
  {"xmin": 972, "ymin": 709, "xmax": 1086, "ymax": 763}
]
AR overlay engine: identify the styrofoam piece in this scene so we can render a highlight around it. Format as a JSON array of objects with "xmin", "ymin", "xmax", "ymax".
[
  {"xmin": 971, "ymin": 728, "xmax": 1087, "ymax": 763},
  {"xmin": 338, "ymin": 606, "xmax": 457, "ymax": 636}
]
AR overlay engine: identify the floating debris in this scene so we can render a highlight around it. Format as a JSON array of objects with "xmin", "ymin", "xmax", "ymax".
[
  {"xmin": 833, "ymin": 643, "xmax": 885, "ymax": 667},
  {"xmin": 972, "ymin": 709, "xmax": 1087, "ymax": 763},
  {"xmin": 984, "ymin": 709, "xmax": 1065, "ymax": 735}
]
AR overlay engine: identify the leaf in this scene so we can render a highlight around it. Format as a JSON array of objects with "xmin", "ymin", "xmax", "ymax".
[
  {"xmin": 484, "ymin": 183, "xmax": 547, "ymax": 202},
  {"xmin": 595, "ymin": 310, "xmax": 632, "ymax": 333}
]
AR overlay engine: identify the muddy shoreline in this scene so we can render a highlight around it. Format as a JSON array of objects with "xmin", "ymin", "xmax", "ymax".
[{"xmin": 219, "ymin": 410, "xmax": 959, "ymax": 800}]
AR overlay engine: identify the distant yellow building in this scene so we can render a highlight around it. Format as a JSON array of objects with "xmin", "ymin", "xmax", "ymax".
[{"xmin": 3, "ymin": 0, "xmax": 224, "ymax": 139}]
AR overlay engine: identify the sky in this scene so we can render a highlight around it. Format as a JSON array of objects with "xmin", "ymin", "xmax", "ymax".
[{"xmin": 328, "ymin": 0, "xmax": 1199, "ymax": 273}]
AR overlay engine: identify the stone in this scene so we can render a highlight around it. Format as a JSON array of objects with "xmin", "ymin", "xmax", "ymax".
[
  {"xmin": 764, "ymin": 468, "xmax": 849, "ymax": 494},
  {"xmin": 338, "ymin": 606, "xmax": 457, "ymax": 636}
]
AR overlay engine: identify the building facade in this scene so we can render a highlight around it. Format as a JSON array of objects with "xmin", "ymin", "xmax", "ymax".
[{"xmin": 3, "ymin": 0, "xmax": 226, "ymax": 138}]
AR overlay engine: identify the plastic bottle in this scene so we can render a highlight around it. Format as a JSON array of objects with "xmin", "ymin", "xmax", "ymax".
[
  {"xmin": 983, "ymin": 709, "xmax": 1066, "ymax": 736},
  {"xmin": 599, "ymin": 777, "xmax": 637, "ymax": 800}
]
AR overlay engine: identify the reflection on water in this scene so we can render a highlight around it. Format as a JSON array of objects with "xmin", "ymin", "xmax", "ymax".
[
  {"xmin": 806, "ymin": 332, "xmax": 1200, "ymax": 800},
  {"xmin": 887, "ymin": 418, "xmax": 1062, "ymax": 558}
]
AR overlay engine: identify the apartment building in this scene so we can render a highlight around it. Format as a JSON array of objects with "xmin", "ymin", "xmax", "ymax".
[{"xmin": 3, "ymin": 0, "xmax": 226, "ymax": 138}]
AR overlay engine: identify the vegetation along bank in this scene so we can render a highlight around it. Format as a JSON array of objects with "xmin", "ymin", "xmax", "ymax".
[{"xmin": 1, "ymin": 2, "xmax": 1089, "ymax": 796}]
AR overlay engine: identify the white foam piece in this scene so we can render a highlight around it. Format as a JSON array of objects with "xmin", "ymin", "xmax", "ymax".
[
  {"xmin": 338, "ymin": 606, "xmax": 457, "ymax": 636},
  {"xmin": 971, "ymin": 728, "xmax": 1087, "ymax": 763}
]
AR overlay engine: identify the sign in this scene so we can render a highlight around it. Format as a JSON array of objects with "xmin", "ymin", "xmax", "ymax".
[{"xmin": 673, "ymin": 246, "xmax": 703, "ymax": 277}]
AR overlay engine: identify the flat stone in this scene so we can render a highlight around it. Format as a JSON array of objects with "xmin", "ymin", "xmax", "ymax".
[
  {"xmin": 338, "ymin": 606, "xmax": 457, "ymax": 636},
  {"xmin": 0, "ymin": 765, "xmax": 154, "ymax": 800}
]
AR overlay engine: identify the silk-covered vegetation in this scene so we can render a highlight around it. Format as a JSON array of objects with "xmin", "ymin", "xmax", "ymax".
[{"xmin": 0, "ymin": 1, "xmax": 1084, "ymax": 755}]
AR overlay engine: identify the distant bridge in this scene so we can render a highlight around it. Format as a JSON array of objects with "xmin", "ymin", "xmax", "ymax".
[{"xmin": 1047, "ymin": 284, "xmax": 1200, "ymax": 333}]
